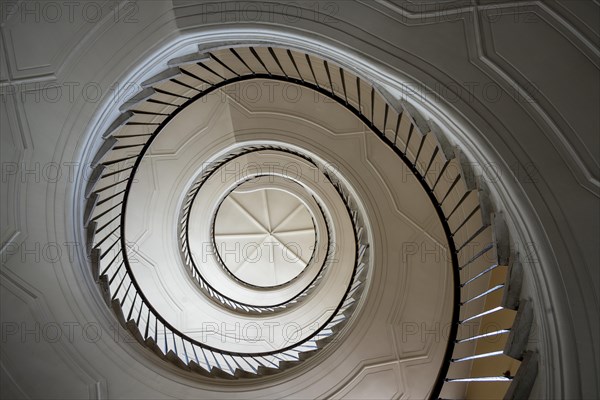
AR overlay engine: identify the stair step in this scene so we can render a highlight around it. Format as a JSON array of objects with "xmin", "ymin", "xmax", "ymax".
[
  {"xmin": 341, "ymin": 301, "xmax": 359, "ymax": 317},
  {"xmin": 210, "ymin": 366, "xmax": 237, "ymax": 380},
  {"xmin": 144, "ymin": 337, "xmax": 165, "ymax": 359},
  {"xmin": 97, "ymin": 275, "xmax": 111, "ymax": 306},
  {"xmin": 110, "ymin": 299, "xmax": 127, "ymax": 327},
  {"xmin": 234, "ymin": 368, "xmax": 258, "ymax": 379},
  {"xmin": 85, "ymin": 221, "xmax": 97, "ymax": 255},
  {"xmin": 89, "ymin": 248, "xmax": 101, "ymax": 282},
  {"xmin": 331, "ymin": 319, "xmax": 348, "ymax": 334},
  {"xmin": 125, "ymin": 320, "xmax": 145, "ymax": 344},
  {"xmin": 316, "ymin": 335, "xmax": 335, "ymax": 349},
  {"xmin": 165, "ymin": 350, "xmax": 190, "ymax": 370},
  {"xmin": 257, "ymin": 365, "xmax": 280, "ymax": 376},
  {"xmin": 188, "ymin": 361, "xmax": 212, "ymax": 377},
  {"xmin": 298, "ymin": 349, "xmax": 319, "ymax": 361},
  {"xmin": 278, "ymin": 360, "xmax": 302, "ymax": 370}
]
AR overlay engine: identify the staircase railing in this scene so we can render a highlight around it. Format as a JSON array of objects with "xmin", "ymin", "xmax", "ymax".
[
  {"xmin": 177, "ymin": 146, "xmax": 337, "ymax": 314},
  {"xmin": 84, "ymin": 44, "xmax": 536, "ymax": 395}
]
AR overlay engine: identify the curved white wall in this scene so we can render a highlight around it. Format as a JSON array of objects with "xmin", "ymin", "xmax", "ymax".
[{"xmin": 0, "ymin": 1, "xmax": 598, "ymax": 399}]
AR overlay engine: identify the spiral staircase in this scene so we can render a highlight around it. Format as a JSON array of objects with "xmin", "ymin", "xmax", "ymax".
[{"xmin": 81, "ymin": 45, "xmax": 537, "ymax": 399}]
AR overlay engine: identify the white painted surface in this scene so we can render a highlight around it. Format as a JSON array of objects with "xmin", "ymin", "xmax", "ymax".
[{"xmin": 214, "ymin": 183, "xmax": 316, "ymax": 287}]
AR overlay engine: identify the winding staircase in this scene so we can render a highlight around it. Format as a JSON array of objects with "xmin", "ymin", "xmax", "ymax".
[{"xmin": 83, "ymin": 45, "xmax": 537, "ymax": 399}]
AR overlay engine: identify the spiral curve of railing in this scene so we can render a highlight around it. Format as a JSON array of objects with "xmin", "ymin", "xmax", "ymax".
[{"xmin": 84, "ymin": 44, "xmax": 536, "ymax": 396}]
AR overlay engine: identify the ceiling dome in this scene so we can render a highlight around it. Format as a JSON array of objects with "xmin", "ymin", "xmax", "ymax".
[{"xmin": 213, "ymin": 180, "xmax": 317, "ymax": 287}]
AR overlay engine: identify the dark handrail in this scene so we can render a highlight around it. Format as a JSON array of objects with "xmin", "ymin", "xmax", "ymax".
[
  {"xmin": 178, "ymin": 148, "xmax": 336, "ymax": 312},
  {"xmin": 116, "ymin": 76, "xmax": 370, "ymax": 357},
  {"xmin": 87, "ymin": 47, "xmax": 483, "ymax": 389}
]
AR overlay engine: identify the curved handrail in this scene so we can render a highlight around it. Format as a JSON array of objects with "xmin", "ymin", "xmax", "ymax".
[
  {"xmin": 177, "ymin": 146, "xmax": 339, "ymax": 314},
  {"xmin": 87, "ymin": 71, "xmax": 370, "ymax": 371},
  {"xmin": 85, "ymin": 45, "xmax": 522, "ymax": 390}
]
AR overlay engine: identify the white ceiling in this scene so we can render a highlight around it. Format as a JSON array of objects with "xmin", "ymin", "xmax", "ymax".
[{"xmin": 214, "ymin": 183, "xmax": 316, "ymax": 287}]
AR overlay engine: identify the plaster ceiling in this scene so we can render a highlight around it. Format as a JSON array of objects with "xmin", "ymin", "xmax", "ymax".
[{"xmin": 214, "ymin": 182, "xmax": 317, "ymax": 287}]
